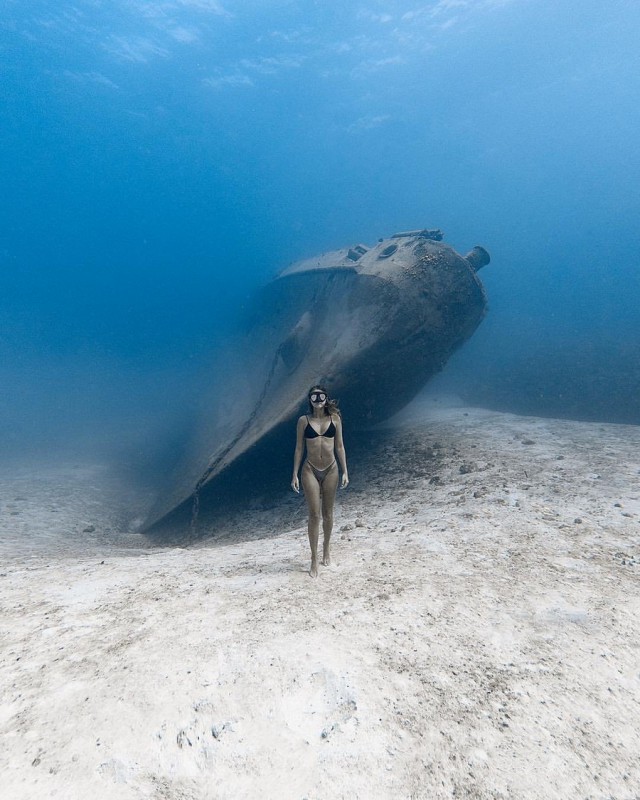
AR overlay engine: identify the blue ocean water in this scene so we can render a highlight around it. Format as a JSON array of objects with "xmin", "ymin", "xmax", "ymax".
[{"xmin": 1, "ymin": 0, "xmax": 639, "ymax": 461}]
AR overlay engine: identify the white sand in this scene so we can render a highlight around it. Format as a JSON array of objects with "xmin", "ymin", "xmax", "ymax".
[{"xmin": 1, "ymin": 403, "xmax": 640, "ymax": 799}]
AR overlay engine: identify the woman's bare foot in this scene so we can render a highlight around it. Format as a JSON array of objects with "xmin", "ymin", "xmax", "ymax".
[
  {"xmin": 322, "ymin": 532, "xmax": 331, "ymax": 567},
  {"xmin": 309, "ymin": 558, "xmax": 318, "ymax": 578}
]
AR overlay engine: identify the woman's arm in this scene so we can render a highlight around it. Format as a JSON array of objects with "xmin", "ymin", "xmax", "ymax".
[
  {"xmin": 291, "ymin": 416, "xmax": 306, "ymax": 492},
  {"xmin": 334, "ymin": 416, "xmax": 349, "ymax": 488}
]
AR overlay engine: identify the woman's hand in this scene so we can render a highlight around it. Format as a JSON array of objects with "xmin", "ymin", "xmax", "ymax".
[
  {"xmin": 291, "ymin": 475, "xmax": 300, "ymax": 493},
  {"xmin": 341, "ymin": 472, "xmax": 349, "ymax": 489}
]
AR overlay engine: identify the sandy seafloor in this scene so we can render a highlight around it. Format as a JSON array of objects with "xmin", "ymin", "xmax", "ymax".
[{"xmin": 1, "ymin": 398, "xmax": 639, "ymax": 800}]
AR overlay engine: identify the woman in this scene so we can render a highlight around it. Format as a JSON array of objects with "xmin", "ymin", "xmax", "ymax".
[{"xmin": 292, "ymin": 385, "xmax": 349, "ymax": 577}]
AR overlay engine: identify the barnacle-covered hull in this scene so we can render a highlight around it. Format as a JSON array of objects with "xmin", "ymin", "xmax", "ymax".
[{"xmin": 144, "ymin": 229, "xmax": 490, "ymax": 530}]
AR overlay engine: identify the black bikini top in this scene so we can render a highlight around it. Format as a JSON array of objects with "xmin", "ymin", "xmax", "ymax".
[{"xmin": 304, "ymin": 415, "xmax": 336, "ymax": 439}]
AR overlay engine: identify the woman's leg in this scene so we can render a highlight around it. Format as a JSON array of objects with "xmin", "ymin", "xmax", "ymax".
[
  {"xmin": 321, "ymin": 463, "xmax": 339, "ymax": 566},
  {"xmin": 301, "ymin": 462, "xmax": 321, "ymax": 577}
]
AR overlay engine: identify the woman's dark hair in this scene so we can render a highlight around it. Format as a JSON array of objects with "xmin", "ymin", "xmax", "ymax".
[{"xmin": 308, "ymin": 385, "xmax": 341, "ymax": 417}]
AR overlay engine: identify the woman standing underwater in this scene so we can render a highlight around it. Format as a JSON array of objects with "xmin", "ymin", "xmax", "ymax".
[{"xmin": 291, "ymin": 386, "xmax": 349, "ymax": 577}]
